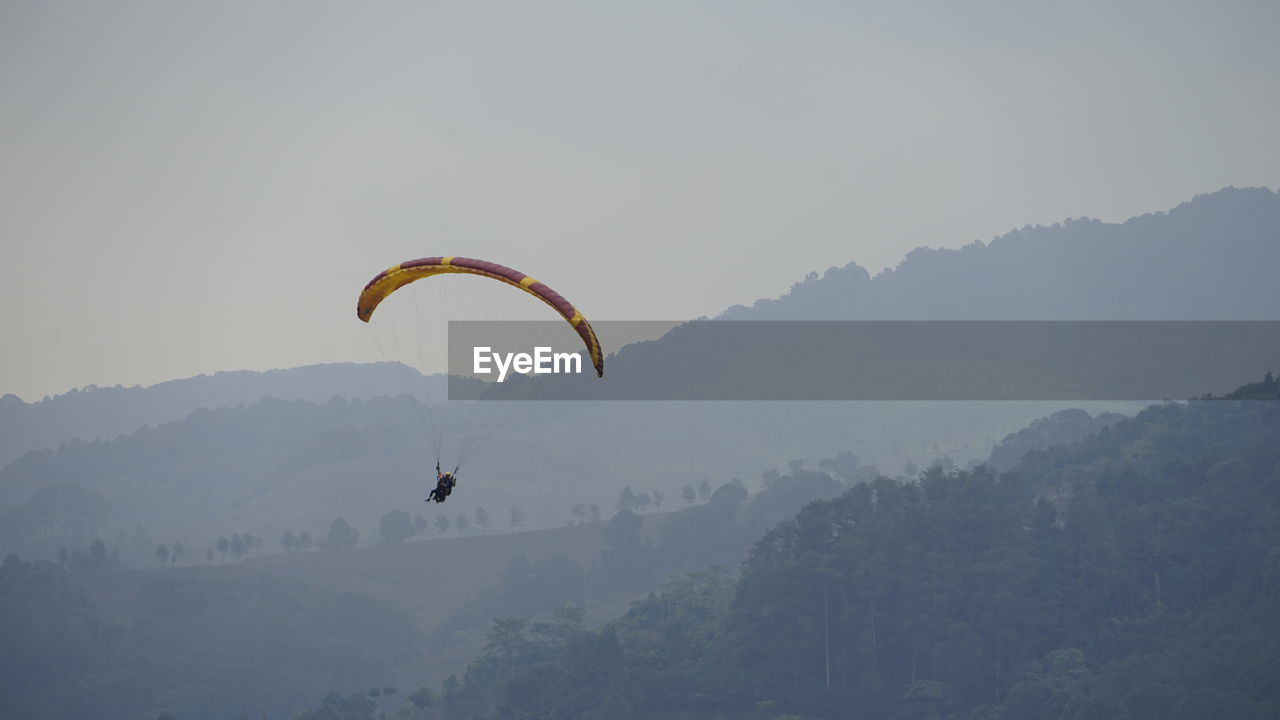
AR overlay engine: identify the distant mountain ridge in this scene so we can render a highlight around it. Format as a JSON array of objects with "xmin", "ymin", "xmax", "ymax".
[
  {"xmin": 0, "ymin": 362, "xmax": 441, "ymax": 469},
  {"xmin": 7, "ymin": 186, "xmax": 1272, "ymax": 468},
  {"xmin": 4, "ymin": 186, "xmax": 1275, "ymax": 561},
  {"xmin": 550, "ymin": 190, "xmax": 1280, "ymax": 404},
  {"xmin": 719, "ymin": 187, "xmax": 1280, "ymax": 320}
]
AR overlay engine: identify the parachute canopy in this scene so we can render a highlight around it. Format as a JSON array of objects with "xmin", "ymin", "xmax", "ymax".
[{"xmin": 357, "ymin": 256, "xmax": 604, "ymax": 377}]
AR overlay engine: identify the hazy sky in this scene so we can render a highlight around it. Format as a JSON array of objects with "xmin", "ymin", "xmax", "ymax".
[{"xmin": 3, "ymin": 0, "xmax": 1278, "ymax": 400}]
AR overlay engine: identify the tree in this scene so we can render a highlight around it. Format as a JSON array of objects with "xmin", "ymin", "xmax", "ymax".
[
  {"xmin": 616, "ymin": 486, "xmax": 639, "ymax": 514},
  {"xmin": 474, "ymin": 507, "xmax": 491, "ymax": 533},
  {"xmin": 171, "ymin": 541, "xmax": 185, "ymax": 564},
  {"xmin": 281, "ymin": 529, "xmax": 297, "ymax": 552},
  {"xmin": 553, "ymin": 603, "xmax": 586, "ymax": 626},
  {"xmin": 570, "ymin": 503, "xmax": 588, "ymax": 525},
  {"xmin": 323, "ymin": 516, "xmax": 360, "ymax": 550},
  {"xmin": 697, "ymin": 479, "xmax": 711, "ymax": 501},
  {"xmin": 379, "ymin": 509, "xmax": 416, "ymax": 544},
  {"xmin": 434, "ymin": 514, "xmax": 451, "ymax": 536},
  {"xmin": 89, "ymin": 540, "xmax": 108, "ymax": 568},
  {"xmin": 485, "ymin": 617, "xmax": 530, "ymax": 660},
  {"xmin": 455, "ymin": 514, "xmax": 469, "ymax": 535},
  {"xmin": 598, "ymin": 509, "xmax": 654, "ymax": 591},
  {"xmin": 298, "ymin": 530, "xmax": 313, "ymax": 551},
  {"xmin": 652, "ymin": 489, "xmax": 665, "ymax": 509},
  {"xmin": 1002, "ymin": 649, "xmax": 1091, "ymax": 720},
  {"xmin": 510, "ymin": 506, "xmax": 525, "ymax": 530},
  {"xmin": 408, "ymin": 686, "xmax": 434, "ymax": 709},
  {"xmin": 588, "ymin": 504, "xmax": 601, "ymax": 523},
  {"xmin": 902, "ymin": 680, "xmax": 959, "ymax": 720},
  {"xmin": 229, "ymin": 533, "xmax": 246, "ymax": 559},
  {"xmin": 414, "ymin": 513, "xmax": 428, "ymax": 536},
  {"xmin": 155, "ymin": 543, "xmax": 169, "ymax": 565},
  {"xmin": 821, "ymin": 450, "xmax": 864, "ymax": 483},
  {"xmin": 682, "ymin": 484, "xmax": 697, "ymax": 504},
  {"xmin": 67, "ymin": 548, "xmax": 89, "ymax": 571}
]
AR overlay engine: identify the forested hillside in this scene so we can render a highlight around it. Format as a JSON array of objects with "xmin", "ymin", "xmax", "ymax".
[
  {"xmin": 434, "ymin": 377, "xmax": 1280, "ymax": 720},
  {"xmin": 3, "ymin": 375, "xmax": 1274, "ymax": 719}
]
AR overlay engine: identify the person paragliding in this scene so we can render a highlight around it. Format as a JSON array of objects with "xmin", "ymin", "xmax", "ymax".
[
  {"xmin": 358, "ymin": 255, "xmax": 605, "ymax": 503},
  {"xmin": 427, "ymin": 462, "xmax": 458, "ymax": 503}
]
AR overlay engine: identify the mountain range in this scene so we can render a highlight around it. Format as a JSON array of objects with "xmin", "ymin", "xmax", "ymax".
[{"xmin": 2, "ymin": 187, "xmax": 1275, "ymax": 562}]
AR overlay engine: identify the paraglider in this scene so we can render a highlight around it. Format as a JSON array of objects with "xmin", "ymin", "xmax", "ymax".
[{"xmin": 357, "ymin": 255, "xmax": 605, "ymax": 500}]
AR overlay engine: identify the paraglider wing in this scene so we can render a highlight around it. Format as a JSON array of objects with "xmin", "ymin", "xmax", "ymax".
[{"xmin": 357, "ymin": 256, "xmax": 604, "ymax": 377}]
